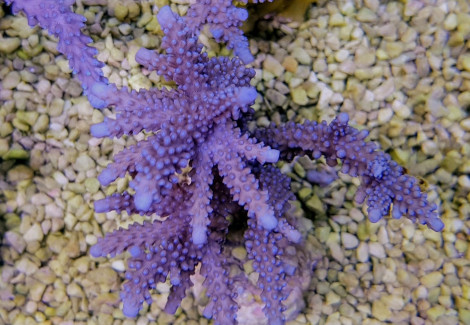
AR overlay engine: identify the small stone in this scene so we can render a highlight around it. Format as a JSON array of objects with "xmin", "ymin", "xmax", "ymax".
[
  {"xmin": 64, "ymin": 213, "xmax": 77, "ymax": 230},
  {"xmin": 368, "ymin": 242, "xmax": 386, "ymax": 258},
  {"xmin": 289, "ymin": 77, "xmax": 303, "ymax": 89},
  {"xmin": 448, "ymin": 32, "xmax": 464, "ymax": 47},
  {"xmin": 306, "ymin": 194, "xmax": 324, "ymax": 213},
  {"xmin": 74, "ymin": 154, "xmax": 96, "ymax": 171},
  {"xmin": 87, "ymin": 267, "xmax": 118, "ymax": 285},
  {"xmin": 444, "ymin": 13, "xmax": 458, "ymax": 31},
  {"xmin": 16, "ymin": 257, "xmax": 39, "ymax": 276},
  {"xmin": 356, "ymin": 8, "xmax": 377, "ymax": 22},
  {"xmin": 2, "ymin": 71, "xmax": 21, "ymax": 89},
  {"xmin": 325, "ymin": 291, "xmax": 341, "ymax": 305},
  {"xmin": 0, "ymin": 37, "xmax": 21, "ymax": 54},
  {"xmin": 460, "ymin": 118, "xmax": 470, "ymax": 131},
  {"xmin": 282, "ymin": 56, "xmax": 298, "ymax": 73},
  {"xmin": 266, "ymin": 89, "xmax": 287, "ymax": 106},
  {"xmin": 421, "ymin": 140, "xmax": 438, "ymax": 156},
  {"xmin": 404, "ymin": 0, "xmax": 424, "ymax": 17},
  {"xmin": 128, "ymin": 73, "xmax": 152, "ymax": 90},
  {"xmin": 356, "ymin": 242, "xmax": 369, "ymax": 262},
  {"xmin": 315, "ymin": 227, "xmax": 331, "ymax": 243},
  {"xmin": 426, "ymin": 305, "xmax": 445, "ymax": 321},
  {"xmin": 5, "ymin": 231, "xmax": 26, "ymax": 253},
  {"xmin": 435, "ymin": 168, "xmax": 452, "ymax": 184},
  {"xmin": 291, "ymin": 47, "xmax": 311, "ymax": 65},
  {"xmin": 364, "ymin": 0, "xmax": 379, "ymax": 10},
  {"xmin": 334, "ymin": 49, "xmax": 349, "ymax": 63},
  {"xmin": 354, "ymin": 47, "xmax": 376, "ymax": 68},
  {"xmin": 339, "ymin": 273, "xmax": 359, "ymax": 288},
  {"xmin": 73, "ymin": 256, "xmax": 90, "ymax": 273},
  {"xmin": 33, "ymin": 114, "xmax": 50, "ymax": 133},
  {"xmin": 372, "ymin": 300, "xmax": 392, "ymax": 321},
  {"xmin": 318, "ymin": 87, "xmax": 333, "ymax": 109},
  {"xmin": 24, "ymin": 223, "xmax": 44, "ymax": 242},
  {"xmin": 392, "ymin": 99, "xmax": 411, "ymax": 118},
  {"xmin": 421, "ymin": 271, "xmax": 444, "ymax": 288},
  {"xmin": 114, "ymin": 3, "xmax": 129, "ymax": 21},
  {"xmin": 66, "ymin": 283, "xmax": 84, "ymax": 298},
  {"xmin": 313, "ymin": 58, "xmax": 327, "ymax": 72},
  {"xmin": 298, "ymin": 187, "xmax": 312, "ymax": 201},
  {"xmin": 34, "ymin": 267, "xmax": 56, "ymax": 285},
  {"xmin": 16, "ymin": 110, "xmax": 39, "ymax": 126},
  {"xmin": 127, "ymin": 1, "xmax": 140, "ymax": 18},
  {"xmin": 137, "ymin": 12, "xmax": 153, "ymax": 28},
  {"xmin": 7, "ymin": 165, "xmax": 34, "ymax": 182},
  {"xmin": 377, "ymin": 107, "xmax": 393, "ymax": 124},
  {"xmin": 460, "ymin": 54, "xmax": 470, "ymax": 72},
  {"xmin": 84, "ymin": 178, "xmax": 100, "ymax": 194},
  {"xmin": 263, "ymin": 55, "xmax": 285, "ymax": 77},
  {"xmin": 0, "ymin": 139, "xmax": 8, "ymax": 157},
  {"xmin": 53, "ymin": 171, "xmax": 68, "ymax": 186},
  {"xmin": 341, "ymin": 233, "xmax": 359, "ymax": 249},
  {"xmin": 111, "ymin": 260, "xmax": 126, "ymax": 272},
  {"xmin": 458, "ymin": 175, "xmax": 470, "ymax": 190},
  {"xmin": 458, "ymin": 92, "xmax": 470, "ymax": 107},
  {"xmin": 232, "ymin": 247, "xmax": 247, "ymax": 261},
  {"xmin": 373, "ymin": 79, "xmax": 395, "ymax": 101},
  {"xmin": 29, "ymin": 282, "xmax": 46, "ymax": 301},
  {"xmin": 2, "ymin": 149, "xmax": 29, "ymax": 160},
  {"xmin": 329, "ymin": 13, "xmax": 346, "ymax": 27},
  {"xmin": 329, "ymin": 242, "xmax": 345, "ymax": 262},
  {"xmin": 385, "ymin": 41, "xmax": 405, "ymax": 58},
  {"xmin": 48, "ymin": 98, "xmax": 64, "ymax": 116},
  {"xmin": 459, "ymin": 309, "xmax": 470, "ymax": 324},
  {"xmin": 291, "ymin": 87, "xmax": 308, "ymax": 105}
]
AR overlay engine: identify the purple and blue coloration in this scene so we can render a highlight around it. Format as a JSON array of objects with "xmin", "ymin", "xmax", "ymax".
[{"xmin": 7, "ymin": 0, "xmax": 444, "ymax": 324}]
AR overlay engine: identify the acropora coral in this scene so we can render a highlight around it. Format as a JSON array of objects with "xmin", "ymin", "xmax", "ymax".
[{"xmin": 6, "ymin": 0, "xmax": 444, "ymax": 324}]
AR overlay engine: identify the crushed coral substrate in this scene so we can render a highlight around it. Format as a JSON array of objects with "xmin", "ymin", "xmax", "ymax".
[{"xmin": 1, "ymin": 0, "xmax": 470, "ymax": 324}]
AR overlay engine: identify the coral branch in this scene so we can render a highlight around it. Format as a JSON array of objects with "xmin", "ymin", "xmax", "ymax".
[{"xmin": 255, "ymin": 113, "xmax": 444, "ymax": 232}]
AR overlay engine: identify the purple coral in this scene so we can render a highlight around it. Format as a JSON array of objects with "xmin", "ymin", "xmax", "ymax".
[
  {"xmin": 185, "ymin": 0, "xmax": 253, "ymax": 64},
  {"xmin": 254, "ymin": 113, "xmax": 444, "ymax": 232},
  {"xmin": 8, "ymin": 0, "xmax": 444, "ymax": 324}
]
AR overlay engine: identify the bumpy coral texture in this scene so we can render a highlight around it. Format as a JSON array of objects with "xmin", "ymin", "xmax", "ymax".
[{"xmin": 9, "ymin": 0, "xmax": 444, "ymax": 324}]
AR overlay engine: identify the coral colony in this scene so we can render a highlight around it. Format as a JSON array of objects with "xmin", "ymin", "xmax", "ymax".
[{"xmin": 7, "ymin": 0, "xmax": 444, "ymax": 324}]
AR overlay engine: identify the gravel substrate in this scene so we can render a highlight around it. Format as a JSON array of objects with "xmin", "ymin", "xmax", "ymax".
[{"xmin": 1, "ymin": 0, "xmax": 470, "ymax": 324}]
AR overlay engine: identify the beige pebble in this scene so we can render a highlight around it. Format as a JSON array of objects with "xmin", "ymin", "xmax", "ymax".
[
  {"xmin": 341, "ymin": 233, "xmax": 359, "ymax": 249},
  {"xmin": 4, "ymin": 231, "xmax": 26, "ymax": 253},
  {"xmin": 16, "ymin": 257, "xmax": 39, "ymax": 275},
  {"xmin": 459, "ymin": 54, "xmax": 470, "ymax": 72},
  {"xmin": 292, "ymin": 47, "xmax": 312, "ymax": 65},
  {"xmin": 282, "ymin": 55, "xmax": 298, "ymax": 73},
  {"xmin": 2, "ymin": 71, "xmax": 21, "ymax": 90},
  {"xmin": 444, "ymin": 13, "xmax": 458, "ymax": 30},
  {"xmin": 334, "ymin": 49, "xmax": 349, "ymax": 63},
  {"xmin": 291, "ymin": 87, "xmax": 308, "ymax": 105},
  {"xmin": 374, "ymin": 79, "xmax": 395, "ymax": 101},
  {"xmin": 0, "ymin": 37, "xmax": 21, "ymax": 53},
  {"xmin": 372, "ymin": 299, "xmax": 392, "ymax": 321},
  {"xmin": 263, "ymin": 55, "xmax": 285, "ymax": 77},
  {"xmin": 24, "ymin": 223, "xmax": 44, "ymax": 242},
  {"xmin": 354, "ymin": 47, "xmax": 376, "ymax": 68},
  {"xmin": 318, "ymin": 86, "xmax": 333, "ymax": 109},
  {"xmin": 368, "ymin": 242, "xmax": 386, "ymax": 259},
  {"xmin": 74, "ymin": 154, "xmax": 96, "ymax": 171},
  {"xmin": 421, "ymin": 271, "xmax": 444, "ymax": 288},
  {"xmin": 377, "ymin": 107, "xmax": 393, "ymax": 124},
  {"xmin": 356, "ymin": 8, "xmax": 377, "ymax": 22},
  {"xmin": 232, "ymin": 247, "xmax": 247, "ymax": 260}
]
